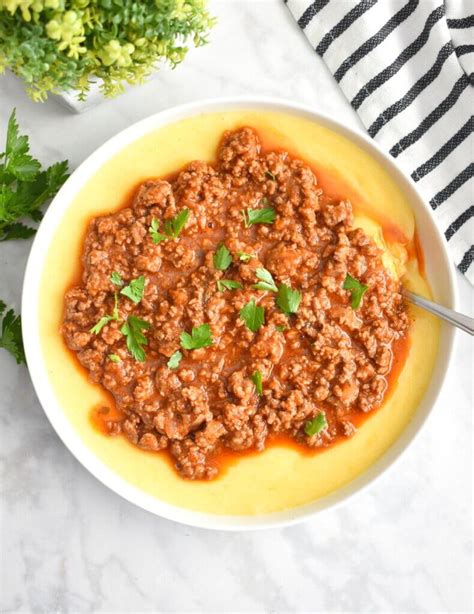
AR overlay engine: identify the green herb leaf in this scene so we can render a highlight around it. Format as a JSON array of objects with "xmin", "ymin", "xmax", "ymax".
[
  {"xmin": 163, "ymin": 208, "xmax": 189, "ymax": 239},
  {"xmin": 253, "ymin": 267, "xmax": 278, "ymax": 292},
  {"xmin": 213, "ymin": 244, "xmax": 232, "ymax": 271},
  {"xmin": 251, "ymin": 370, "xmax": 263, "ymax": 395},
  {"xmin": 108, "ymin": 354, "xmax": 121, "ymax": 363},
  {"xmin": 110, "ymin": 271, "xmax": 123, "ymax": 287},
  {"xmin": 276, "ymin": 283, "xmax": 301, "ymax": 315},
  {"xmin": 180, "ymin": 323, "xmax": 213, "ymax": 350},
  {"xmin": 90, "ymin": 315, "xmax": 113, "ymax": 335},
  {"xmin": 167, "ymin": 350, "xmax": 183, "ymax": 369},
  {"xmin": 275, "ymin": 324, "xmax": 286, "ymax": 332},
  {"xmin": 0, "ymin": 303, "xmax": 26, "ymax": 364},
  {"xmin": 265, "ymin": 170, "xmax": 276, "ymax": 181},
  {"xmin": 216, "ymin": 279, "xmax": 242, "ymax": 292},
  {"xmin": 242, "ymin": 207, "xmax": 276, "ymax": 227},
  {"xmin": 0, "ymin": 111, "xmax": 69, "ymax": 242},
  {"xmin": 304, "ymin": 412, "xmax": 328, "ymax": 436},
  {"xmin": 343, "ymin": 274, "xmax": 368, "ymax": 309},
  {"xmin": 149, "ymin": 218, "xmax": 168, "ymax": 244},
  {"xmin": 240, "ymin": 299, "xmax": 265, "ymax": 332},
  {"xmin": 120, "ymin": 316, "xmax": 151, "ymax": 362},
  {"xmin": 120, "ymin": 275, "xmax": 146, "ymax": 304},
  {"xmin": 237, "ymin": 251, "xmax": 255, "ymax": 262},
  {"xmin": 0, "ymin": 222, "xmax": 36, "ymax": 240}
]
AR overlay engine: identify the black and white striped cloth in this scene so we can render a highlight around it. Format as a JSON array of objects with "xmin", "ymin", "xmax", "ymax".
[{"xmin": 285, "ymin": 0, "xmax": 474, "ymax": 282}]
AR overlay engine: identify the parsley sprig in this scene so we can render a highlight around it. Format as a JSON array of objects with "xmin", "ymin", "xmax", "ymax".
[
  {"xmin": 242, "ymin": 207, "xmax": 276, "ymax": 227},
  {"xmin": 213, "ymin": 244, "xmax": 232, "ymax": 271},
  {"xmin": 343, "ymin": 274, "xmax": 368, "ymax": 309},
  {"xmin": 304, "ymin": 412, "xmax": 328, "ymax": 436},
  {"xmin": 240, "ymin": 300, "xmax": 265, "ymax": 332},
  {"xmin": 180, "ymin": 324, "xmax": 213, "ymax": 350},
  {"xmin": 276, "ymin": 283, "xmax": 301, "ymax": 315},
  {"xmin": 0, "ymin": 300, "xmax": 25, "ymax": 364},
  {"xmin": 253, "ymin": 268, "xmax": 278, "ymax": 293},
  {"xmin": 120, "ymin": 316, "xmax": 151, "ymax": 362},
  {"xmin": 251, "ymin": 370, "xmax": 263, "ymax": 395},
  {"xmin": 217, "ymin": 279, "xmax": 242, "ymax": 292},
  {"xmin": 149, "ymin": 209, "xmax": 189, "ymax": 244},
  {"xmin": 0, "ymin": 110, "xmax": 69, "ymax": 241},
  {"xmin": 120, "ymin": 275, "xmax": 146, "ymax": 305}
]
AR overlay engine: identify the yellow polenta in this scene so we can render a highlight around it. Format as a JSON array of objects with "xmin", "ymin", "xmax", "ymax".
[{"xmin": 39, "ymin": 111, "xmax": 439, "ymax": 515}]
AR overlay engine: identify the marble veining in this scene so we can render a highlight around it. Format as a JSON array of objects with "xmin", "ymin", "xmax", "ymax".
[{"xmin": 0, "ymin": 1, "xmax": 472, "ymax": 612}]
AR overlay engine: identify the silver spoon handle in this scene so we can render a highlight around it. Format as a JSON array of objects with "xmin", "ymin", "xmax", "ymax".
[{"xmin": 404, "ymin": 290, "xmax": 474, "ymax": 336}]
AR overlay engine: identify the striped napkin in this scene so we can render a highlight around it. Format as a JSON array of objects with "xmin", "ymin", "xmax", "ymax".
[{"xmin": 285, "ymin": 0, "xmax": 474, "ymax": 283}]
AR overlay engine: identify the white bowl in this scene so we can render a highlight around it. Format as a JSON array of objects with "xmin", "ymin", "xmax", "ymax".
[{"xmin": 22, "ymin": 97, "xmax": 457, "ymax": 530}]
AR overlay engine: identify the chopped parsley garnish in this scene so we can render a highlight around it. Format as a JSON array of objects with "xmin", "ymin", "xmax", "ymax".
[
  {"xmin": 242, "ymin": 207, "xmax": 276, "ymax": 228},
  {"xmin": 276, "ymin": 283, "xmax": 301, "ymax": 315},
  {"xmin": 163, "ymin": 208, "xmax": 190, "ymax": 239},
  {"xmin": 343, "ymin": 274, "xmax": 368, "ymax": 309},
  {"xmin": 240, "ymin": 299, "xmax": 265, "ymax": 332},
  {"xmin": 167, "ymin": 350, "xmax": 183, "ymax": 369},
  {"xmin": 213, "ymin": 244, "xmax": 232, "ymax": 271},
  {"xmin": 120, "ymin": 275, "xmax": 146, "ymax": 304},
  {"xmin": 120, "ymin": 315, "xmax": 151, "ymax": 362},
  {"xmin": 180, "ymin": 324, "xmax": 213, "ymax": 350},
  {"xmin": 217, "ymin": 279, "xmax": 242, "ymax": 292},
  {"xmin": 0, "ymin": 300, "xmax": 25, "ymax": 364},
  {"xmin": 149, "ymin": 218, "xmax": 167, "ymax": 244},
  {"xmin": 110, "ymin": 271, "xmax": 123, "ymax": 287},
  {"xmin": 108, "ymin": 354, "xmax": 121, "ymax": 363},
  {"xmin": 265, "ymin": 170, "xmax": 276, "ymax": 181},
  {"xmin": 304, "ymin": 412, "xmax": 328, "ymax": 436},
  {"xmin": 0, "ymin": 109, "xmax": 69, "ymax": 242},
  {"xmin": 251, "ymin": 370, "xmax": 263, "ymax": 395},
  {"xmin": 149, "ymin": 208, "xmax": 189, "ymax": 243},
  {"xmin": 275, "ymin": 324, "xmax": 286, "ymax": 332},
  {"xmin": 237, "ymin": 251, "xmax": 255, "ymax": 262},
  {"xmin": 253, "ymin": 267, "xmax": 278, "ymax": 293},
  {"xmin": 90, "ymin": 315, "xmax": 114, "ymax": 335}
]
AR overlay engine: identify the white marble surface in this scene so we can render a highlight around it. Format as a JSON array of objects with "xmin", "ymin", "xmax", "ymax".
[{"xmin": 0, "ymin": 1, "xmax": 472, "ymax": 612}]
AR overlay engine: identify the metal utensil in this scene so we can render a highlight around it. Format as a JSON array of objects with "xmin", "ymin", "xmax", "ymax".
[{"xmin": 403, "ymin": 289, "xmax": 474, "ymax": 336}]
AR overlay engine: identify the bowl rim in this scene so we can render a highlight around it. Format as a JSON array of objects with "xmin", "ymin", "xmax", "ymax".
[{"xmin": 21, "ymin": 96, "xmax": 457, "ymax": 531}]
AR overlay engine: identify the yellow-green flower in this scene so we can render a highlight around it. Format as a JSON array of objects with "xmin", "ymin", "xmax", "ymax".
[{"xmin": 98, "ymin": 39, "xmax": 135, "ymax": 67}]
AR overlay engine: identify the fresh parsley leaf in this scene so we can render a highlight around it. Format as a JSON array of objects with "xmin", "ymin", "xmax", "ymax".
[
  {"xmin": 240, "ymin": 299, "xmax": 265, "ymax": 332},
  {"xmin": 108, "ymin": 354, "xmax": 121, "ymax": 363},
  {"xmin": 0, "ymin": 222, "xmax": 36, "ymax": 240},
  {"xmin": 242, "ymin": 207, "xmax": 276, "ymax": 227},
  {"xmin": 90, "ymin": 315, "xmax": 113, "ymax": 335},
  {"xmin": 265, "ymin": 170, "xmax": 276, "ymax": 181},
  {"xmin": 163, "ymin": 208, "xmax": 189, "ymax": 239},
  {"xmin": 167, "ymin": 350, "xmax": 183, "ymax": 369},
  {"xmin": 213, "ymin": 244, "xmax": 232, "ymax": 271},
  {"xmin": 0, "ymin": 303, "xmax": 26, "ymax": 364},
  {"xmin": 251, "ymin": 370, "xmax": 263, "ymax": 395},
  {"xmin": 276, "ymin": 283, "xmax": 301, "ymax": 315},
  {"xmin": 149, "ymin": 209, "xmax": 189, "ymax": 243},
  {"xmin": 275, "ymin": 324, "xmax": 286, "ymax": 332},
  {"xmin": 180, "ymin": 324, "xmax": 213, "ymax": 350},
  {"xmin": 0, "ymin": 110, "xmax": 69, "ymax": 242},
  {"xmin": 253, "ymin": 267, "xmax": 278, "ymax": 293},
  {"xmin": 110, "ymin": 272, "xmax": 123, "ymax": 287},
  {"xmin": 343, "ymin": 274, "xmax": 368, "ymax": 309},
  {"xmin": 120, "ymin": 275, "xmax": 146, "ymax": 304},
  {"xmin": 304, "ymin": 412, "xmax": 328, "ymax": 436},
  {"xmin": 120, "ymin": 316, "xmax": 151, "ymax": 362},
  {"xmin": 216, "ymin": 279, "xmax": 242, "ymax": 292},
  {"xmin": 237, "ymin": 251, "xmax": 255, "ymax": 262},
  {"xmin": 149, "ymin": 218, "xmax": 168, "ymax": 244}
]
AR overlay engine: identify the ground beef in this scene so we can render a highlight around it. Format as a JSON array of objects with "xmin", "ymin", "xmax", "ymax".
[{"xmin": 62, "ymin": 127, "xmax": 409, "ymax": 480}]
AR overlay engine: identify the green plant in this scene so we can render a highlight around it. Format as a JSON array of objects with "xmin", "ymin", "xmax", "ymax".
[{"xmin": 0, "ymin": 0, "xmax": 215, "ymax": 102}]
